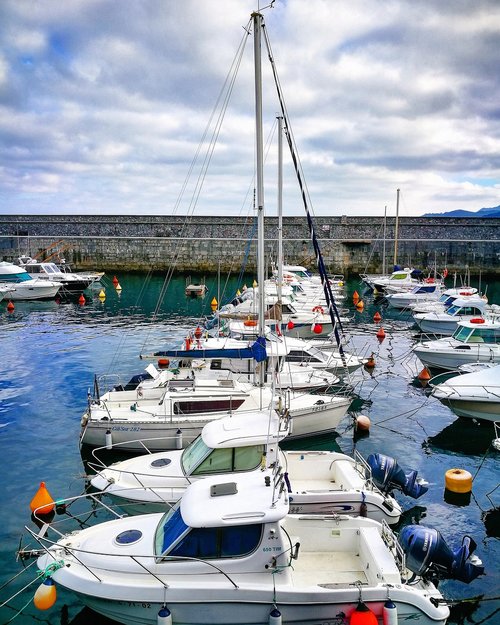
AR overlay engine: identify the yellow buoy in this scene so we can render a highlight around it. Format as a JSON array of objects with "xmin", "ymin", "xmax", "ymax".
[
  {"xmin": 252, "ymin": 279, "xmax": 258, "ymax": 288},
  {"xmin": 98, "ymin": 289, "xmax": 106, "ymax": 299},
  {"xmin": 236, "ymin": 289, "xmax": 241, "ymax": 296},
  {"xmin": 34, "ymin": 578, "xmax": 57, "ymax": 610},
  {"xmin": 355, "ymin": 300, "xmax": 364, "ymax": 310},
  {"xmin": 30, "ymin": 482, "xmax": 55, "ymax": 515},
  {"xmin": 445, "ymin": 468, "xmax": 473, "ymax": 493},
  {"xmin": 210, "ymin": 297, "xmax": 218, "ymax": 312}
]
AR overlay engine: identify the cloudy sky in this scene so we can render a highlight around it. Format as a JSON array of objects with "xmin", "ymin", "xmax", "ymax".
[{"xmin": 1, "ymin": 0, "xmax": 499, "ymax": 218}]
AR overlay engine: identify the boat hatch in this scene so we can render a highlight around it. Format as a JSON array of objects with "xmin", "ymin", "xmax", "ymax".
[{"xmin": 210, "ymin": 482, "xmax": 238, "ymax": 497}]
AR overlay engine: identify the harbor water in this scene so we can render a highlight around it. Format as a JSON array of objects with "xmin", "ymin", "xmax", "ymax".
[{"xmin": 0, "ymin": 272, "xmax": 498, "ymax": 625}]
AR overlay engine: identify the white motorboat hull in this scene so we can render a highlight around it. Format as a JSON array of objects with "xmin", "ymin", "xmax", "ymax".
[
  {"xmin": 414, "ymin": 317, "xmax": 459, "ymax": 335},
  {"xmin": 435, "ymin": 397, "xmax": 500, "ymax": 422},
  {"xmin": 414, "ymin": 344, "xmax": 500, "ymax": 370},
  {"xmin": 7, "ymin": 281, "xmax": 61, "ymax": 300},
  {"xmin": 79, "ymin": 590, "xmax": 447, "ymax": 625}
]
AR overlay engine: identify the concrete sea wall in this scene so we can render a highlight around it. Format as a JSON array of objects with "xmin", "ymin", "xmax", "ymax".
[{"xmin": 1, "ymin": 215, "xmax": 499, "ymax": 275}]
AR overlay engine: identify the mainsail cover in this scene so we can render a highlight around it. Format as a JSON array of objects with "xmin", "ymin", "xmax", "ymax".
[{"xmin": 152, "ymin": 336, "xmax": 267, "ymax": 363}]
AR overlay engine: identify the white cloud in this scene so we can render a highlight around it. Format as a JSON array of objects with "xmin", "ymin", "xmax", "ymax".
[{"xmin": 0, "ymin": 0, "xmax": 498, "ymax": 216}]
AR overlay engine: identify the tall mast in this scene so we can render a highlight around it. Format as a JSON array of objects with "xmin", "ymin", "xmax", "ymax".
[
  {"xmin": 253, "ymin": 11, "xmax": 265, "ymax": 387},
  {"xmin": 393, "ymin": 188, "xmax": 400, "ymax": 269},
  {"xmin": 382, "ymin": 205, "xmax": 387, "ymax": 275},
  {"xmin": 277, "ymin": 115, "xmax": 283, "ymax": 305}
]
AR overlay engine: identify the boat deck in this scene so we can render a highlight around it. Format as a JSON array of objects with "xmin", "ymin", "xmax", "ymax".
[{"xmin": 291, "ymin": 552, "xmax": 367, "ymax": 586}]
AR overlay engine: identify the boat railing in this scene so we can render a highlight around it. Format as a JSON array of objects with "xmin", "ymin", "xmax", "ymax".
[
  {"xmin": 381, "ymin": 519, "xmax": 407, "ymax": 581},
  {"xmin": 23, "ymin": 526, "xmax": 240, "ymax": 590},
  {"xmin": 352, "ymin": 450, "xmax": 376, "ymax": 490}
]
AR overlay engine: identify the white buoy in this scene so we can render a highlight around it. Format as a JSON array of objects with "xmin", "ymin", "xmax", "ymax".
[
  {"xmin": 175, "ymin": 429, "xmax": 183, "ymax": 449},
  {"xmin": 383, "ymin": 598, "xmax": 398, "ymax": 625},
  {"xmin": 269, "ymin": 607, "xmax": 282, "ymax": 625},
  {"xmin": 105, "ymin": 429, "xmax": 112, "ymax": 450},
  {"xmin": 157, "ymin": 604, "xmax": 172, "ymax": 625}
]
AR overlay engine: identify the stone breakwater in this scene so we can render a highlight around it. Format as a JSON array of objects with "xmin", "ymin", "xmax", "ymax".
[{"xmin": 1, "ymin": 215, "xmax": 499, "ymax": 274}]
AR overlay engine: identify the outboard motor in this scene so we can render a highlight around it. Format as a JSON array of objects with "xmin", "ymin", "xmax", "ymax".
[
  {"xmin": 367, "ymin": 453, "xmax": 428, "ymax": 498},
  {"xmin": 398, "ymin": 525, "xmax": 484, "ymax": 583}
]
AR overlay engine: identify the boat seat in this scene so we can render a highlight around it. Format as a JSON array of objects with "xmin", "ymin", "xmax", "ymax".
[
  {"xmin": 358, "ymin": 527, "xmax": 400, "ymax": 583},
  {"xmin": 334, "ymin": 460, "xmax": 365, "ymax": 490}
]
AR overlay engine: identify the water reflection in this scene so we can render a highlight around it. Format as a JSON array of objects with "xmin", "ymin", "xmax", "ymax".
[{"xmin": 425, "ymin": 418, "xmax": 495, "ymax": 456}]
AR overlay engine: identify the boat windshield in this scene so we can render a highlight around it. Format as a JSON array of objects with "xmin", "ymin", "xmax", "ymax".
[
  {"xmin": 181, "ymin": 436, "xmax": 212, "ymax": 475},
  {"xmin": 41, "ymin": 263, "xmax": 60, "ymax": 274},
  {"xmin": 155, "ymin": 506, "xmax": 263, "ymax": 560},
  {"xmin": 155, "ymin": 506, "xmax": 189, "ymax": 556},
  {"xmin": 453, "ymin": 325, "xmax": 474, "ymax": 342},
  {"xmin": 181, "ymin": 436, "xmax": 265, "ymax": 476}
]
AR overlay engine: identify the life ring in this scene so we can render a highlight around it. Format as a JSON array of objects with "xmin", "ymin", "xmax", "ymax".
[
  {"xmin": 445, "ymin": 468, "xmax": 472, "ymax": 493},
  {"xmin": 243, "ymin": 319, "xmax": 258, "ymax": 327},
  {"xmin": 470, "ymin": 318, "xmax": 485, "ymax": 324},
  {"xmin": 312, "ymin": 306, "xmax": 324, "ymax": 315}
]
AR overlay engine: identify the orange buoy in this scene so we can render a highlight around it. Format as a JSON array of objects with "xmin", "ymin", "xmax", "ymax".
[
  {"xmin": 445, "ymin": 468, "xmax": 473, "ymax": 494},
  {"xmin": 352, "ymin": 290, "xmax": 360, "ymax": 303},
  {"xmin": 78, "ymin": 294, "xmax": 86, "ymax": 305},
  {"xmin": 244, "ymin": 319, "xmax": 258, "ymax": 327},
  {"xmin": 313, "ymin": 323, "xmax": 323, "ymax": 334},
  {"xmin": 376, "ymin": 326, "xmax": 386, "ymax": 341},
  {"xmin": 158, "ymin": 358, "xmax": 170, "ymax": 369},
  {"xmin": 185, "ymin": 336, "xmax": 192, "ymax": 351},
  {"xmin": 6, "ymin": 300, "xmax": 14, "ymax": 311},
  {"xmin": 355, "ymin": 415, "xmax": 371, "ymax": 432},
  {"xmin": 210, "ymin": 297, "xmax": 218, "ymax": 312},
  {"xmin": 365, "ymin": 354, "xmax": 375, "ymax": 368},
  {"xmin": 194, "ymin": 326, "xmax": 203, "ymax": 339},
  {"xmin": 34, "ymin": 578, "xmax": 57, "ymax": 610},
  {"xmin": 30, "ymin": 482, "xmax": 55, "ymax": 515},
  {"xmin": 418, "ymin": 367, "xmax": 431, "ymax": 381},
  {"xmin": 349, "ymin": 600, "xmax": 377, "ymax": 625},
  {"xmin": 373, "ymin": 311, "xmax": 382, "ymax": 322},
  {"xmin": 112, "ymin": 275, "xmax": 119, "ymax": 286},
  {"xmin": 355, "ymin": 300, "xmax": 364, "ymax": 311}
]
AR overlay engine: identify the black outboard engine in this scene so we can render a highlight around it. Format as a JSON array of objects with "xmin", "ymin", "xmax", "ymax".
[
  {"xmin": 367, "ymin": 453, "xmax": 428, "ymax": 498},
  {"xmin": 398, "ymin": 525, "xmax": 484, "ymax": 583}
]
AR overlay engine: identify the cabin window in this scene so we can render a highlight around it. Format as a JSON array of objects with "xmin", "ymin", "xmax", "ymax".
[
  {"xmin": 192, "ymin": 444, "xmax": 264, "ymax": 475},
  {"xmin": 174, "ymin": 399, "xmax": 245, "ymax": 415},
  {"xmin": 285, "ymin": 350, "xmax": 322, "ymax": 364},
  {"xmin": 210, "ymin": 360, "xmax": 222, "ymax": 370},
  {"xmin": 166, "ymin": 523, "xmax": 263, "ymax": 559},
  {"xmin": 281, "ymin": 304, "xmax": 294, "ymax": 313}
]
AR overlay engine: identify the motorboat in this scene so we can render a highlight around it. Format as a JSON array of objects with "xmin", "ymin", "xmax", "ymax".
[
  {"xmin": 413, "ymin": 297, "xmax": 491, "ymax": 335},
  {"xmin": 385, "ymin": 282, "xmax": 442, "ymax": 309},
  {"xmin": 413, "ymin": 317, "xmax": 500, "ymax": 370},
  {"xmin": 0, "ymin": 261, "xmax": 62, "ymax": 300},
  {"xmin": 16, "ymin": 255, "xmax": 102, "ymax": 295},
  {"xmin": 90, "ymin": 410, "xmax": 426, "ymax": 524},
  {"xmin": 410, "ymin": 287, "xmax": 479, "ymax": 314},
  {"xmin": 361, "ymin": 267, "xmax": 422, "ymax": 293},
  {"xmin": 431, "ymin": 364, "xmax": 500, "ymax": 422},
  {"xmin": 33, "ymin": 468, "xmax": 454, "ymax": 625}
]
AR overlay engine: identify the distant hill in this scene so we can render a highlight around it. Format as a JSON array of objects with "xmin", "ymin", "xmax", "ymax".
[{"xmin": 423, "ymin": 205, "xmax": 500, "ymax": 217}]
